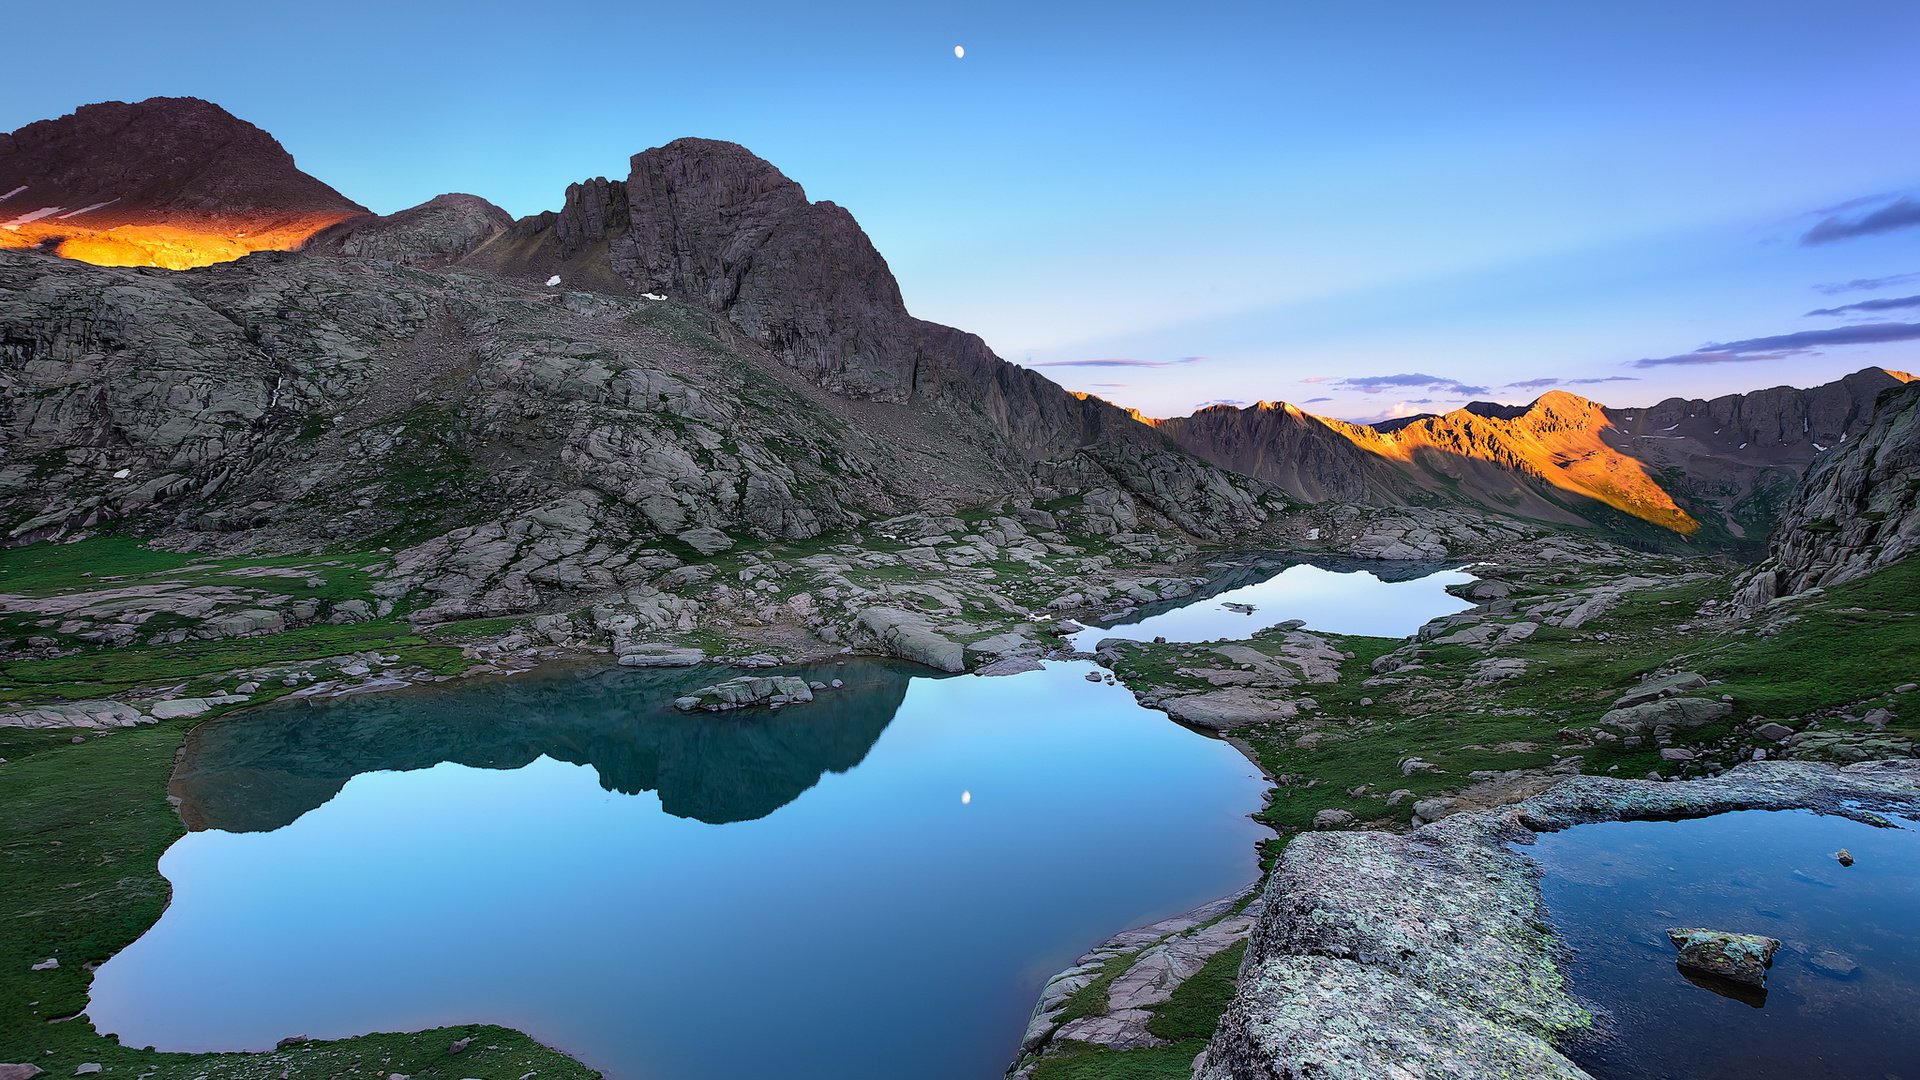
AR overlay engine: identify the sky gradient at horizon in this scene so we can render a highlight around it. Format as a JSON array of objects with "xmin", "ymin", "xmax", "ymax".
[{"xmin": 3, "ymin": 0, "xmax": 1916, "ymax": 421}]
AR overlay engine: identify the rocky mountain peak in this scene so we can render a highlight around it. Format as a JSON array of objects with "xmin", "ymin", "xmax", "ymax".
[{"xmin": 0, "ymin": 95, "xmax": 366, "ymax": 268}]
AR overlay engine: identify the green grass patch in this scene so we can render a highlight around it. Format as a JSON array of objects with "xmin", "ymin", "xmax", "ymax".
[
  {"xmin": 0, "ymin": 537, "xmax": 193, "ymax": 594},
  {"xmin": 0, "ymin": 622, "xmax": 466, "ymax": 707},
  {"xmin": 1146, "ymin": 940, "xmax": 1246, "ymax": 1042},
  {"xmin": 1028, "ymin": 1041, "xmax": 1209, "ymax": 1080}
]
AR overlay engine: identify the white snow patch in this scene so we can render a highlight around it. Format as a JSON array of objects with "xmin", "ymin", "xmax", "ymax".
[
  {"xmin": 1813, "ymin": 442, "xmax": 1829, "ymax": 452},
  {"xmin": 545, "ymin": 275, "xmax": 561, "ymax": 287},
  {"xmin": 2, "ymin": 206, "xmax": 65, "ymax": 229},
  {"xmin": 1740, "ymin": 442, "xmax": 1748, "ymax": 449},
  {"xmin": 56, "ymin": 198, "xmax": 119, "ymax": 219},
  {"xmin": 112, "ymin": 468, "xmax": 131, "ymax": 480},
  {"xmin": 641, "ymin": 292, "xmax": 667, "ymax": 301},
  {"xmin": 0, "ymin": 185, "xmax": 26, "ymax": 202}
]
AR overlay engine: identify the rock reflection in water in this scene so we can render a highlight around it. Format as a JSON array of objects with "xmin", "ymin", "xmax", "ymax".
[{"xmin": 174, "ymin": 659, "xmax": 916, "ymax": 831}]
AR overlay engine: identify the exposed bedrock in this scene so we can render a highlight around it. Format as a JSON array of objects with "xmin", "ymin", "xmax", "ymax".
[{"xmin": 1198, "ymin": 760, "xmax": 1920, "ymax": 1080}]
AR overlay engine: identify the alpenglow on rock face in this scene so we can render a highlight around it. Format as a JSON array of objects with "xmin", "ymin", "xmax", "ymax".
[
  {"xmin": 0, "ymin": 97, "xmax": 367, "ymax": 268},
  {"xmin": 1151, "ymin": 368, "xmax": 1913, "ymax": 549}
]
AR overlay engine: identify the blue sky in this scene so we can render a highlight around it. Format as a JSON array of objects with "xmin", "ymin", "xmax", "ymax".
[{"xmin": 4, "ymin": 0, "xmax": 1917, "ymax": 420}]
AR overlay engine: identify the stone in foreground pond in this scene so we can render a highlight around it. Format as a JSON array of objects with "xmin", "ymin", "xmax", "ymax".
[{"xmin": 1667, "ymin": 928, "xmax": 1781, "ymax": 987}]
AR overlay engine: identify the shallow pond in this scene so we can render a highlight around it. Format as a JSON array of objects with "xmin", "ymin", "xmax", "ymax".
[
  {"xmin": 1526, "ymin": 809, "xmax": 1920, "ymax": 1079},
  {"xmin": 89, "ymin": 658, "xmax": 1267, "ymax": 1080},
  {"xmin": 1069, "ymin": 559, "xmax": 1474, "ymax": 649}
]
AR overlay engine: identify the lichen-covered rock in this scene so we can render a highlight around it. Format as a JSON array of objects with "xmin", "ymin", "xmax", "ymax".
[
  {"xmin": 1667, "ymin": 928, "xmax": 1780, "ymax": 987},
  {"xmin": 1200, "ymin": 761, "xmax": 1920, "ymax": 1080},
  {"xmin": 1197, "ymin": 955, "xmax": 1591, "ymax": 1080}
]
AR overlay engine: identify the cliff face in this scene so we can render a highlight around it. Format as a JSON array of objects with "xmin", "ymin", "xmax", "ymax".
[
  {"xmin": 1740, "ymin": 381, "xmax": 1920, "ymax": 607},
  {"xmin": 0, "ymin": 97, "xmax": 367, "ymax": 268}
]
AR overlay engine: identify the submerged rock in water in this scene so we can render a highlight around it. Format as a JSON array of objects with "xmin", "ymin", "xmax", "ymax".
[
  {"xmin": 1666, "ymin": 928, "xmax": 1781, "ymax": 987},
  {"xmin": 673, "ymin": 675, "xmax": 816, "ymax": 712},
  {"xmin": 976, "ymin": 656, "xmax": 1044, "ymax": 677},
  {"xmin": 1805, "ymin": 948, "xmax": 1860, "ymax": 979},
  {"xmin": 1835, "ymin": 848, "xmax": 1854, "ymax": 866}
]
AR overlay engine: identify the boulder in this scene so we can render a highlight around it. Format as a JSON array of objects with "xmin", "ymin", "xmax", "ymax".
[
  {"xmin": 673, "ymin": 675, "xmax": 815, "ymax": 712},
  {"xmin": 0, "ymin": 701, "xmax": 149, "ymax": 730},
  {"xmin": 0, "ymin": 1065, "xmax": 45, "ymax": 1080},
  {"xmin": 149, "ymin": 693, "xmax": 249, "ymax": 720},
  {"xmin": 856, "ymin": 606, "xmax": 965, "ymax": 672},
  {"xmin": 1667, "ymin": 928, "xmax": 1780, "ymax": 987},
  {"xmin": 1597, "ymin": 697, "xmax": 1733, "ymax": 736},
  {"xmin": 1612, "ymin": 671, "xmax": 1709, "ymax": 709},
  {"xmin": 676, "ymin": 526, "xmax": 734, "ymax": 556},
  {"xmin": 616, "ymin": 644, "xmax": 706, "ymax": 667},
  {"xmin": 1164, "ymin": 688, "xmax": 1297, "ymax": 731},
  {"xmin": 1312, "ymin": 809, "xmax": 1355, "ymax": 829}
]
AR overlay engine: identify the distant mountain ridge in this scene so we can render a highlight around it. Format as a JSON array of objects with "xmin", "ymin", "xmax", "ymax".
[
  {"xmin": 5, "ymin": 95, "xmax": 1912, "ymax": 555},
  {"xmin": 0, "ymin": 97, "xmax": 366, "ymax": 268},
  {"xmin": 1151, "ymin": 367, "xmax": 1915, "ymax": 549}
]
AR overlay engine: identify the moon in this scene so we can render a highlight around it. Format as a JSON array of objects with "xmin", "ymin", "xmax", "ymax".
[
  {"xmin": 954, "ymin": 44, "xmax": 965, "ymax": 59},
  {"xmin": 961, "ymin": 790, "xmax": 972, "ymax": 805}
]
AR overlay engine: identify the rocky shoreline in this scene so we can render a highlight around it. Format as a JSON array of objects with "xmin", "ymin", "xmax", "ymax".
[{"xmin": 1194, "ymin": 760, "xmax": 1920, "ymax": 1080}]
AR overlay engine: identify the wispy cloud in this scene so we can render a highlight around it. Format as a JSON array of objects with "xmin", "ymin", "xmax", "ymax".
[
  {"xmin": 1815, "ymin": 270, "xmax": 1920, "ymax": 295},
  {"xmin": 1634, "ymin": 321, "xmax": 1920, "ymax": 367},
  {"xmin": 1321, "ymin": 372, "xmax": 1489, "ymax": 397},
  {"xmin": 1033, "ymin": 355, "xmax": 1205, "ymax": 368},
  {"xmin": 1197, "ymin": 398, "xmax": 1249, "ymax": 408},
  {"xmin": 1302, "ymin": 396, "xmax": 1332, "ymax": 403},
  {"xmin": 1806, "ymin": 294, "xmax": 1920, "ymax": 317},
  {"xmin": 1802, "ymin": 195, "xmax": 1920, "ymax": 245},
  {"xmin": 1502, "ymin": 375, "xmax": 1641, "ymax": 390}
]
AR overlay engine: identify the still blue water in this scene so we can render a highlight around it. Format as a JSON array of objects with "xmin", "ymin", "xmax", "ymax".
[
  {"xmin": 1526, "ymin": 809, "xmax": 1920, "ymax": 1080},
  {"xmin": 88, "ymin": 658, "xmax": 1268, "ymax": 1079},
  {"xmin": 1070, "ymin": 560, "xmax": 1475, "ymax": 648}
]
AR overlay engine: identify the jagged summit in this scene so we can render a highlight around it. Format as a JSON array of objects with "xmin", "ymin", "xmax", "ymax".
[{"xmin": 0, "ymin": 96, "xmax": 366, "ymax": 268}]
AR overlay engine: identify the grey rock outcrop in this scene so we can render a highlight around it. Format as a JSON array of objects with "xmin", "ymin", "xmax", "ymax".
[
  {"xmin": 306, "ymin": 193, "xmax": 511, "ymax": 264},
  {"xmin": 673, "ymin": 674, "xmax": 815, "ymax": 712},
  {"xmin": 1597, "ymin": 697, "xmax": 1733, "ymax": 736},
  {"xmin": 1199, "ymin": 761, "xmax": 1920, "ymax": 1080},
  {"xmin": 1741, "ymin": 380, "xmax": 1920, "ymax": 606}
]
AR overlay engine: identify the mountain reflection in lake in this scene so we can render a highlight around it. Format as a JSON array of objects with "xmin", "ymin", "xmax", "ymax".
[{"xmin": 94, "ymin": 658, "xmax": 1268, "ymax": 1080}]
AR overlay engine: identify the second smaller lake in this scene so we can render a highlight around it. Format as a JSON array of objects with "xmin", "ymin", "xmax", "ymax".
[
  {"xmin": 1070, "ymin": 560, "xmax": 1475, "ymax": 649},
  {"xmin": 1527, "ymin": 809, "xmax": 1920, "ymax": 1080}
]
